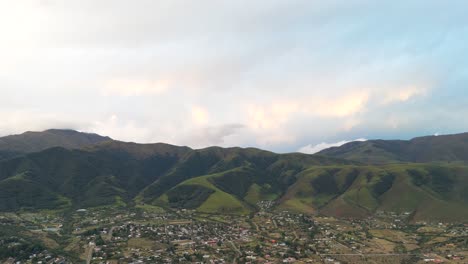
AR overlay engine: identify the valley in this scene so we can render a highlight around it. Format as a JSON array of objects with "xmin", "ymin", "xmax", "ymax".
[
  {"xmin": 0, "ymin": 130, "xmax": 467, "ymax": 263},
  {"xmin": 0, "ymin": 204, "xmax": 466, "ymax": 263}
]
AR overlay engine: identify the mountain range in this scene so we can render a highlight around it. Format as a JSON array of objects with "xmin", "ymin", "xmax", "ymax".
[
  {"xmin": 0, "ymin": 129, "xmax": 467, "ymax": 222},
  {"xmin": 318, "ymin": 133, "xmax": 468, "ymax": 164}
]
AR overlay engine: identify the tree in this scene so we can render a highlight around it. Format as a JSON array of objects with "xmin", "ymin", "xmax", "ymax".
[
  {"xmin": 254, "ymin": 244, "xmax": 262, "ymax": 254},
  {"xmin": 95, "ymin": 235, "xmax": 105, "ymax": 246}
]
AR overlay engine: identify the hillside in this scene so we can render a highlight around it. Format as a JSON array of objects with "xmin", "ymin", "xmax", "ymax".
[
  {"xmin": 0, "ymin": 142, "xmax": 190, "ymax": 210},
  {"xmin": 151, "ymin": 161, "xmax": 468, "ymax": 221},
  {"xmin": 277, "ymin": 164, "xmax": 468, "ymax": 221},
  {"xmin": 318, "ymin": 132, "xmax": 468, "ymax": 164},
  {"xmin": 0, "ymin": 142, "xmax": 353, "ymax": 213},
  {"xmin": 0, "ymin": 129, "xmax": 112, "ymax": 160},
  {"xmin": 0, "ymin": 130, "xmax": 467, "ymax": 222}
]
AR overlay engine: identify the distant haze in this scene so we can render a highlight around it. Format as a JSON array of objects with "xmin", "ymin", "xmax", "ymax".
[{"xmin": 1, "ymin": 1, "xmax": 468, "ymax": 152}]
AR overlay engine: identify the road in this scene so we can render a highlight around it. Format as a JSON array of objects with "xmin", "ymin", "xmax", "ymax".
[
  {"xmin": 272, "ymin": 219, "xmax": 278, "ymax": 228},
  {"xmin": 85, "ymin": 242, "xmax": 95, "ymax": 264},
  {"xmin": 292, "ymin": 231, "xmax": 298, "ymax": 242},
  {"xmin": 212, "ymin": 224, "xmax": 240, "ymax": 263},
  {"xmin": 252, "ymin": 221, "xmax": 259, "ymax": 231},
  {"xmin": 105, "ymin": 226, "xmax": 116, "ymax": 241},
  {"xmin": 228, "ymin": 240, "xmax": 242, "ymax": 256}
]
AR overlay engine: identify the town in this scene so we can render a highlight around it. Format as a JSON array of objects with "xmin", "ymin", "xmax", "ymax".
[{"xmin": 0, "ymin": 203, "xmax": 467, "ymax": 264}]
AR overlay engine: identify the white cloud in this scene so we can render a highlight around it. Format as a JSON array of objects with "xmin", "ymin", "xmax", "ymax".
[
  {"xmin": 312, "ymin": 92, "xmax": 369, "ymax": 118},
  {"xmin": 89, "ymin": 115, "xmax": 153, "ymax": 143},
  {"xmin": 0, "ymin": 1, "xmax": 466, "ymax": 152},
  {"xmin": 342, "ymin": 118, "xmax": 362, "ymax": 131},
  {"xmin": 0, "ymin": 109, "xmax": 84, "ymax": 136},
  {"xmin": 242, "ymin": 93, "xmax": 368, "ymax": 146},
  {"xmin": 178, "ymin": 124, "xmax": 245, "ymax": 148},
  {"xmin": 191, "ymin": 106, "xmax": 210, "ymax": 126},
  {"xmin": 246, "ymin": 101, "xmax": 299, "ymax": 131},
  {"xmin": 298, "ymin": 138, "xmax": 367, "ymax": 154},
  {"xmin": 382, "ymin": 86, "xmax": 427, "ymax": 104},
  {"xmin": 102, "ymin": 79, "xmax": 169, "ymax": 96}
]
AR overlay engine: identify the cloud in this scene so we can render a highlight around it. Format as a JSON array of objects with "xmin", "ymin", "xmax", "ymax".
[
  {"xmin": 298, "ymin": 138, "xmax": 367, "ymax": 154},
  {"xmin": 242, "ymin": 92, "xmax": 369, "ymax": 146},
  {"xmin": 178, "ymin": 124, "xmax": 245, "ymax": 148},
  {"xmin": 0, "ymin": 1, "xmax": 468, "ymax": 152},
  {"xmin": 343, "ymin": 118, "xmax": 362, "ymax": 131},
  {"xmin": 89, "ymin": 115, "xmax": 154, "ymax": 143},
  {"xmin": 246, "ymin": 101, "xmax": 299, "ymax": 131},
  {"xmin": 382, "ymin": 86, "xmax": 428, "ymax": 104},
  {"xmin": 86, "ymin": 113, "xmax": 245, "ymax": 149},
  {"xmin": 191, "ymin": 106, "xmax": 210, "ymax": 126},
  {"xmin": 246, "ymin": 92, "xmax": 369, "ymax": 130},
  {"xmin": 0, "ymin": 109, "xmax": 84, "ymax": 136},
  {"xmin": 102, "ymin": 79, "xmax": 169, "ymax": 96},
  {"xmin": 312, "ymin": 92, "xmax": 369, "ymax": 118}
]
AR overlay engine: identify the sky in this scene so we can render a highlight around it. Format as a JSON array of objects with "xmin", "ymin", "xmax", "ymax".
[{"xmin": 1, "ymin": 0, "xmax": 468, "ymax": 153}]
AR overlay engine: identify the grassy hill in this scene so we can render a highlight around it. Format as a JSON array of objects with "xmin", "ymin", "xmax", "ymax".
[
  {"xmin": 158, "ymin": 169, "xmax": 252, "ymax": 214},
  {"xmin": 318, "ymin": 132, "xmax": 468, "ymax": 164},
  {"xmin": 278, "ymin": 164, "xmax": 468, "ymax": 221},
  {"xmin": 151, "ymin": 161, "xmax": 468, "ymax": 221},
  {"xmin": 0, "ymin": 142, "xmax": 353, "ymax": 214}
]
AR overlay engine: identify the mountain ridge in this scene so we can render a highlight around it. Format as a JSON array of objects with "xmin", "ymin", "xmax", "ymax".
[
  {"xmin": 0, "ymin": 129, "xmax": 468, "ymax": 222},
  {"xmin": 318, "ymin": 132, "xmax": 468, "ymax": 164},
  {"xmin": 0, "ymin": 129, "xmax": 112, "ymax": 160}
]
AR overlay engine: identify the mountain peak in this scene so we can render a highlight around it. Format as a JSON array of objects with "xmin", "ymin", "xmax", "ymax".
[{"xmin": 0, "ymin": 129, "xmax": 112, "ymax": 160}]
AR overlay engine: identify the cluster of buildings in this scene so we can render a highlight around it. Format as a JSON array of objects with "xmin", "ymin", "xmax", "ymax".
[{"xmin": 0, "ymin": 206, "xmax": 467, "ymax": 263}]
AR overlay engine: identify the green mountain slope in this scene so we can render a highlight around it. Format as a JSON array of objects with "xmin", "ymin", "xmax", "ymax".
[
  {"xmin": 0, "ymin": 143, "xmax": 188, "ymax": 210},
  {"xmin": 318, "ymin": 132, "xmax": 468, "ymax": 164},
  {"xmin": 0, "ymin": 129, "xmax": 112, "ymax": 160},
  {"xmin": 158, "ymin": 169, "xmax": 253, "ymax": 214},
  {"xmin": 278, "ymin": 164, "xmax": 468, "ymax": 221},
  {"xmin": 150, "ymin": 161, "xmax": 468, "ymax": 221},
  {"xmin": 0, "ymin": 130, "xmax": 467, "ymax": 222},
  {"xmin": 0, "ymin": 142, "xmax": 353, "ymax": 213}
]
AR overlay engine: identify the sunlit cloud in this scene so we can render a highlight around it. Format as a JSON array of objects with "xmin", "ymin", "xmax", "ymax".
[
  {"xmin": 90, "ymin": 114, "xmax": 153, "ymax": 142},
  {"xmin": 191, "ymin": 106, "xmax": 210, "ymax": 126},
  {"xmin": 382, "ymin": 86, "xmax": 428, "ymax": 104},
  {"xmin": 311, "ymin": 92, "xmax": 369, "ymax": 118},
  {"xmin": 102, "ymin": 79, "xmax": 170, "ymax": 96},
  {"xmin": 0, "ymin": 1, "xmax": 467, "ymax": 152},
  {"xmin": 246, "ymin": 101, "xmax": 299, "ymax": 131}
]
